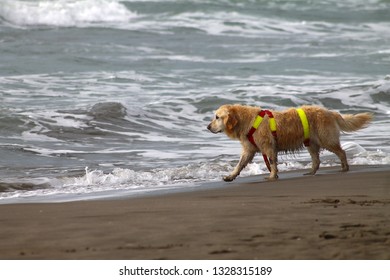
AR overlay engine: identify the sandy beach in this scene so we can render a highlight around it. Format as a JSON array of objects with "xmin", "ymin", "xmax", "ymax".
[{"xmin": 0, "ymin": 165, "xmax": 389, "ymax": 260}]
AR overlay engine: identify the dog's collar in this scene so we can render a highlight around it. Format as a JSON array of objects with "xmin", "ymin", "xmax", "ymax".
[{"xmin": 247, "ymin": 110, "xmax": 277, "ymax": 172}]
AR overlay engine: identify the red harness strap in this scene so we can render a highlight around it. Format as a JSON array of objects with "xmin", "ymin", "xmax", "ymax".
[{"xmin": 246, "ymin": 110, "xmax": 277, "ymax": 172}]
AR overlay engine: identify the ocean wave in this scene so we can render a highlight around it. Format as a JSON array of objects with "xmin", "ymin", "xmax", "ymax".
[
  {"xmin": 1, "ymin": 0, "xmax": 387, "ymax": 41},
  {"xmin": 1, "ymin": 72, "xmax": 390, "ymax": 145},
  {"xmin": 88, "ymin": 102, "xmax": 127, "ymax": 120},
  {"xmin": 0, "ymin": 0, "xmax": 137, "ymax": 28},
  {"xmin": 0, "ymin": 180, "xmax": 50, "ymax": 193}
]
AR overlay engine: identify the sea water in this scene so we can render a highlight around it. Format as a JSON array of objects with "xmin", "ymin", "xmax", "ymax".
[{"xmin": 0, "ymin": 0, "xmax": 389, "ymax": 203}]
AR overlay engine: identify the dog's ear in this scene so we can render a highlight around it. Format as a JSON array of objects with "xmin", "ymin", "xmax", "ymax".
[{"xmin": 224, "ymin": 108, "xmax": 238, "ymax": 132}]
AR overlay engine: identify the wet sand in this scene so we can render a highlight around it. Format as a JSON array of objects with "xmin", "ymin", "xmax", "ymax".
[{"xmin": 0, "ymin": 165, "xmax": 389, "ymax": 260}]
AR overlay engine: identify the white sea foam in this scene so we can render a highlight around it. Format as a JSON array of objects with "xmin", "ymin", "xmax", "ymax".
[
  {"xmin": 1, "ymin": 0, "xmax": 388, "ymax": 42},
  {"xmin": 0, "ymin": 0, "xmax": 137, "ymax": 27},
  {"xmin": 0, "ymin": 0, "xmax": 360, "ymax": 39},
  {"xmin": 1, "ymin": 144, "xmax": 388, "ymax": 202}
]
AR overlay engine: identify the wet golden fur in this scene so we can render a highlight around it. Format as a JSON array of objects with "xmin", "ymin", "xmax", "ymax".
[{"xmin": 207, "ymin": 104, "xmax": 372, "ymax": 180}]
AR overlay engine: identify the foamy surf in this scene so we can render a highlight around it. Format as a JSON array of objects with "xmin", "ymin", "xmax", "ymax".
[
  {"xmin": 1, "ymin": 143, "xmax": 389, "ymax": 203},
  {"xmin": 0, "ymin": 0, "xmax": 137, "ymax": 27}
]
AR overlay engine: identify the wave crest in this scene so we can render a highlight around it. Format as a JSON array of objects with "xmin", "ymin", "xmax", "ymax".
[{"xmin": 0, "ymin": 0, "xmax": 137, "ymax": 27}]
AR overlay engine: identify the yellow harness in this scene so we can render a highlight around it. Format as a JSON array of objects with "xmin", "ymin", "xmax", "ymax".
[
  {"xmin": 246, "ymin": 110, "xmax": 277, "ymax": 172},
  {"xmin": 296, "ymin": 108, "xmax": 310, "ymax": 146},
  {"xmin": 247, "ymin": 108, "xmax": 311, "ymax": 172}
]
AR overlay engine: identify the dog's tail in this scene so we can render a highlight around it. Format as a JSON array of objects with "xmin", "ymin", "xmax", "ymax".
[{"xmin": 334, "ymin": 112, "xmax": 373, "ymax": 132}]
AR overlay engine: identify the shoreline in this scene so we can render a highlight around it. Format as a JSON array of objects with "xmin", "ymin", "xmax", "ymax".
[
  {"xmin": 0, "ymin": 165, "xmax": 389, "ymax": 259},
  {"xmin": 1, "ymin": 164, "xmax": 389, "ymax": 205}
]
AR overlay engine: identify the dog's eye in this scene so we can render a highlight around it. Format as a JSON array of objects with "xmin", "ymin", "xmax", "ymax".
[{"xmin": 215, "ymin": 115, "xmax": 219, "ymax": 120}]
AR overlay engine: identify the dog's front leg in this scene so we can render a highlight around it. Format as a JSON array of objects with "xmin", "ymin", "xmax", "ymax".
[
  {"xmin": 264, "ymin": 150, "xmax": 278, "ymax": 180},
  {"xmin": 268, "ymin": 155, "xmax": 279, "ymax": 180},
  {"xmin": 223, "ymin": 150, "xmax": 255, "ymax": 182}
]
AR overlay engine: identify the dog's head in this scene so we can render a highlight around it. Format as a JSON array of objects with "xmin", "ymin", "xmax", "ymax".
[{"xmin": 207, "ymin": 105, "xmax": 238, "ymax": 135}]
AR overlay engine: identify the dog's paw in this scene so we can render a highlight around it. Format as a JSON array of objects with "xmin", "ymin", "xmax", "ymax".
[
  {"xmin": 264, "ymin": 175, "xmax": 278, "ymax": 181},
  {"xmin": 223, "ymin": 175, "xmax": 235, "ymax": 182}
]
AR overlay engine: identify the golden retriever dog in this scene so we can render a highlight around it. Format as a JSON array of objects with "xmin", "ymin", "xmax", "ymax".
[{"xmin": 207, "ymin": 104, "xmax": 372, "ymax": 181}]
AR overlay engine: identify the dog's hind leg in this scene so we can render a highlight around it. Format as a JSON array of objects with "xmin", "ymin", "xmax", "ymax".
[
  {"xmin": 304, "ymin": 143, "xmax": 321, "ymax": 175},
  {"xmin": 327, "ymin": 144, "xmax": 349, "ymax": 172},
  {"xmin": 223, "ymin": 150, "xmax": 255, "ymax": 182}
]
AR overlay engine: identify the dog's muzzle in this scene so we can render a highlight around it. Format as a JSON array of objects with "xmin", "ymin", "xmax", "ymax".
[{"xmin": 207, "ymin": 123, "xmax": 221, "ymax": 133}]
